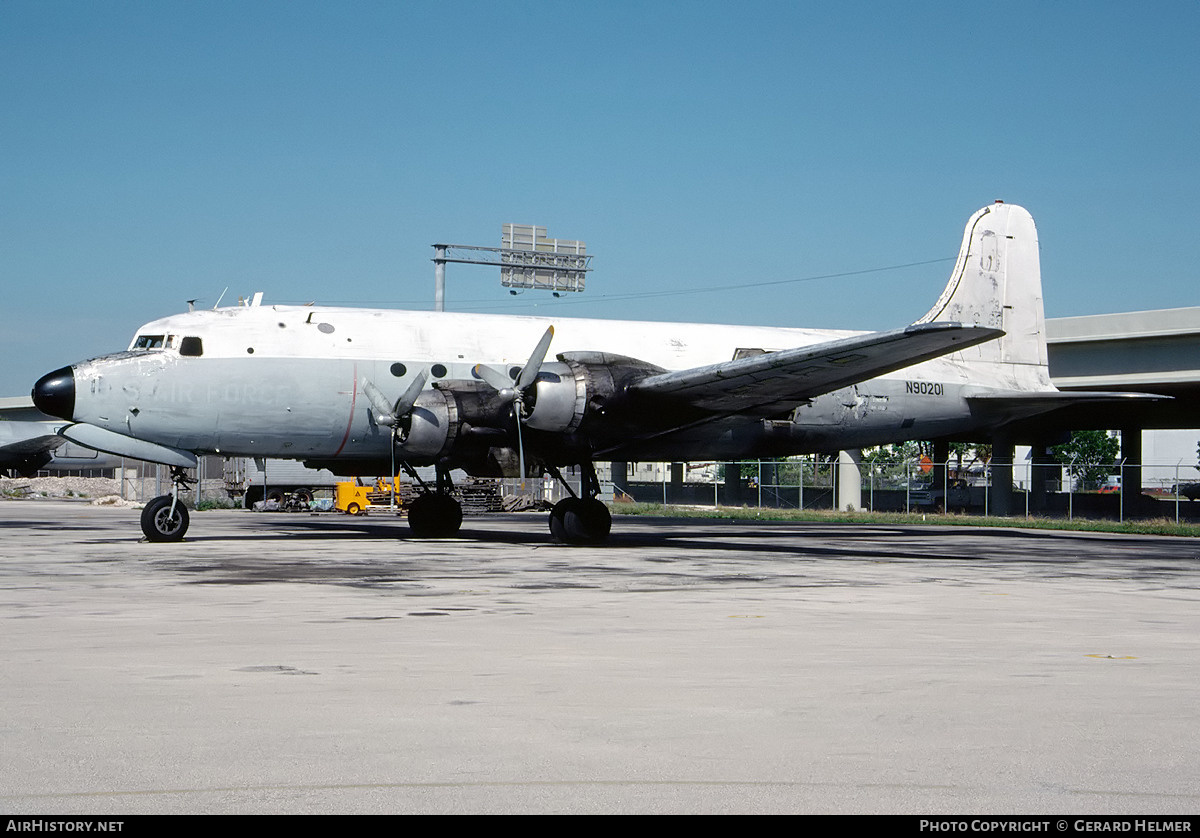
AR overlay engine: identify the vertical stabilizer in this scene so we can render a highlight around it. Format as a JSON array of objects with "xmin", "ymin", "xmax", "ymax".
[{"xmin": 916, "ymin": 202, "xmax": 1049, "ymax": 375}]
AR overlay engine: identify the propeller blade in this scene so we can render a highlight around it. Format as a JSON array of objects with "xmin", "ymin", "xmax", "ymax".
[
  {"xmin": 392, "ymin": 369, "xmax": 428, "ymax": 416},
  {"xmin": 361, "ymin": 378, "xmax": 397, "ymax": 426},
  {"xmin": 362, "ymin": 370, "xmax": 428, "ymax": 427},
  {"xmin": 516, "ymin": 326, "xmax": 555, "ymax": 390},
  {"xmin": 473, "ymin": 363, "xmax": 517, "ymax": 395},
  {"xmin": 515, "ymin": 410, "xmax": 526, "ymax": 491},
  {"xmin": 474, "ymin": 326, "xmax": 554, "ymax": 492}
]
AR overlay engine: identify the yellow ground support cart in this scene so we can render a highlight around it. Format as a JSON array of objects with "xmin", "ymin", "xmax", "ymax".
[{"xmin": 334, "ymin": 477, "xmax": 404, "ymax": 515}]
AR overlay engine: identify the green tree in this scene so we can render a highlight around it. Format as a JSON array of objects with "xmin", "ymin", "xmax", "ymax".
[
  {"xmin": 1052, "ymin": 430, "xmax": 1120, "ymax": 490},
  {"xmin": 948, "ymin": 442, "xmax": 991, "ymax": 480},
  {"xmin": 862, "ymin": 443, "xmax": 928, "ymax": 487}
]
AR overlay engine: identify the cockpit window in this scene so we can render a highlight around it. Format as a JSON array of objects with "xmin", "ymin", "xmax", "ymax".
[
  {"xmin": 179, "ymin": 337, "xmax": 203, "ymax": 357},
  {"xmin": 133, "ymin": 335, "xmax": 165, "ymax": 349}
]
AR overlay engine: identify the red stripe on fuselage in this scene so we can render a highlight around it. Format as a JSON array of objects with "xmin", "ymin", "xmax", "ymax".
[{"xmin": 333, "ymin": 363, "xmax": 357, "ymax": 456}]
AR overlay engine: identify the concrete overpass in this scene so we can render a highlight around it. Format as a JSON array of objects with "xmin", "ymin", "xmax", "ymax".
[
  {"xmin": 945, "ymin": 306, "xmax": 1200, "ymax": 515},
  {"xmin": 1047, "ymin": 305, "xmax": 1200, "ymax": 423}
]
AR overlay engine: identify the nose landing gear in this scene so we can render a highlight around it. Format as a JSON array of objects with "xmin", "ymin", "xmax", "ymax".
[{"xmin": 140, "ymin": 467, "xmax": 195, "ymax": 542}]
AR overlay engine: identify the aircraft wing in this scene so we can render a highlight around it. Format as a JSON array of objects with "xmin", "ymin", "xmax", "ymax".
[
  {"xmin": 626, "ymin": 322, "xmax": 1003, "ymax": 419},
  {"xmin": 0, "ymin": 421, "xmax": 66, "ymax": 455},
  {"xmin": 0, "ymin": 420, "xmax": 68, "ymax": 475}
]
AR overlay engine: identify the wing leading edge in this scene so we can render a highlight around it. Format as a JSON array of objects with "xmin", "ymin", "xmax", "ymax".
[{"xmin": 627, "ymin": 322, "xmax": 1004, "ymax": 419}]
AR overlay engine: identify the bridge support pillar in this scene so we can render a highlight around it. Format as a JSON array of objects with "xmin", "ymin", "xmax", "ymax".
[
  {"xmin": 1029, "ymin": 442, "xmax": 1055, "ymax": 513},
  {"xmin": 932, "ymin": 439, "xmax": 950, "ymax": 508},
  {"xmin": 610, "ymin": 461, "xmax": 628, "ymax": 502},
  {"xmin": 990, "ymin": 434, "xmax": 1015, "ymax": 517},
  {"xmin": 670, "ymin": 462, "xmax": 684, "ymax": 504},
  {"xmin": 723, "ymin": 463, "xmax": 743, "ymax": 506},
  {"xmin": 1120, "ymin": 428, "xmax": 1143, "ymax": 498},
  {"xmin": 837, "ymin": 449, "xmax": 862, "ymax": 512}
]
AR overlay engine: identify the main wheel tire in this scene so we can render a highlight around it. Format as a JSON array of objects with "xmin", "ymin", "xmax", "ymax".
[
  {"xmin": 550, "ymin": 497, "xmax": 611, "ymax": 544},
  {"xmin": 549, "ymin": 497, "xmax": 583, "ymax": 543},
  {"xmin": 141, "ymin": 495, "xmax": 190, "ymax": 542},
  {"xmin": 576, "ymin": 498, "xmax": 612, "ymax": 542},
  {"xmin": 407, "ymin": 494, "xmax": 463, "ymax": 538}
]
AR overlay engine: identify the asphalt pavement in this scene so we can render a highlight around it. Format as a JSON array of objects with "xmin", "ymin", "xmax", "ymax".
[{"xmin": 2, "ymin": 500, "xmax": 1198, "ymax": 814}]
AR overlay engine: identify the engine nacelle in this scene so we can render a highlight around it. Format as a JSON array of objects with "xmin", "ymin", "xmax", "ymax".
[
  {"xmin": 394, "ymin": 389, "xmax": 460, "ymax": 462},
  {"xmin": 523, "ymin": 353, "xmax": 666, "ymax": 434},
  {"xmin": 393, "ymin": 353, "xmax": 666, "ymax": 467},
  {"xmin": 523, "ymin": 362, "xmax": 586, "ymax": 433}
]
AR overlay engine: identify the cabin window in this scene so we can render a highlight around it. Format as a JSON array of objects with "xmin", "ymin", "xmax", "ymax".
[
  {"xmin": 179, "ymin": 337, "xmax": 203, "ymax": 357},
  {"xmin": 133, "ymin": 335, "xmax": 165, "ymax": 349},
  {"xmin": 431, "ymin": 364, "xmax": 447, "ymax": 379}
]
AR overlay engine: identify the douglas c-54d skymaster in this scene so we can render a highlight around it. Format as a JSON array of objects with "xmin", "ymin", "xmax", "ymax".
[{"xmin": 32, "ymin": 202, "xmax": 1132, "ymax": 544}]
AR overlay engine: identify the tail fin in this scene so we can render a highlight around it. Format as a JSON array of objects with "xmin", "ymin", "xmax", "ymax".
[{"xmin": 916, "ymin": 201, "xmax": 1049, "ymax": 376}]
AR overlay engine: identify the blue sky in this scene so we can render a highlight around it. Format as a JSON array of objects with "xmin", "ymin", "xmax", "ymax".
[{"xmin": 3, "ymin": 0, "xmax": 1198, "ymax": 396}]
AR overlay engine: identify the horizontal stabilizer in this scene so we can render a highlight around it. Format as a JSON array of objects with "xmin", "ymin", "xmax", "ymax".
[
  {"xmin": 630, "ymin": 322, "xmax": 1004, "ymax": 418},
  {"xmin": 966, "ymin": 390, "xmax": 1169, "ymax": 425},
  {"xmin": 60, "ymin": 423, "xmax": 198, "ymax": 468}
]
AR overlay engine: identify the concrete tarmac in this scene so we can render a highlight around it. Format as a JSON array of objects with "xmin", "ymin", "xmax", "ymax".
[{"xmin": 2, "ymin": 499, "xmax": 1199, "ymax": 815}]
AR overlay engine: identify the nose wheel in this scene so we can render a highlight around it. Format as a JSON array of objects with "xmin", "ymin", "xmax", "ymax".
[
  {"xmin": 141, "ymin": 495, "xmax": 190, "ymax": 542},
  {"xmin": 139, "ymin": 467, "xmax": 195, "ymax": 542}
]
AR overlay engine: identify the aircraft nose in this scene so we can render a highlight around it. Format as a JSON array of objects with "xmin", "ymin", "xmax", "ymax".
[{"xmin": 32, "ymin": 366, "xmax": 76, "ymax": 420}]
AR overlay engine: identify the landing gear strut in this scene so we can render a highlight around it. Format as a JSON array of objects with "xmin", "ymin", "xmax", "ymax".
[
  {"xmin": 547, "ymin": 463, "xmax": 611, "ymax": 545},
  {"xmin": 402, "ymin": 464, "xmax": 463, "ymax": 538},
  {"xmin": 140, "ymin": 467, "xmax": 194, "ymax": 542}
]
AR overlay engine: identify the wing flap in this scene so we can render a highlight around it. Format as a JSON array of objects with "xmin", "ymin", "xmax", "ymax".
[{"xmin": 629, "ymin": 322, "xmax": 1004, "ymax": 417}]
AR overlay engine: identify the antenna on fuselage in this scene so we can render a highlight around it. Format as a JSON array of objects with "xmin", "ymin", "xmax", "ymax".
[{"xmin": 213, "ymin": 287, "xmax": 228, "ymax": 310}]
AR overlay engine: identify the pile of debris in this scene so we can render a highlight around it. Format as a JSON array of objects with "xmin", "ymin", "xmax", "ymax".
[
  {"xmin": 1, "ymin": 475, "xmax": 121, "ymax": 500},
  {"xmin": 500, "ymin": 494, "xmax": 553, "ymax": 512}
]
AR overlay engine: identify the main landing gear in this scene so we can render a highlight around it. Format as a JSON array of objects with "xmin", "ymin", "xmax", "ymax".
[
  {"xmin": 547, "ymin": 464, "xmax": 611, "ymax": 545},
  {"xmin": 403, "ymin": 464, "xmax": 463, "ymax": 538},
  {"xmin": 402, "ymin": 462, "xmax": 612, "ymax": 544},
  {"xmin": 140, "ymin": 467, "xmax": 194, "ymax": 542}
]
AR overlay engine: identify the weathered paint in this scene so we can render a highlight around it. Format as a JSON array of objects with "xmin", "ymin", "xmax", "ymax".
[{"xmin": 41, "ymin": 203, "xmax": 1073, "ymax": 471}]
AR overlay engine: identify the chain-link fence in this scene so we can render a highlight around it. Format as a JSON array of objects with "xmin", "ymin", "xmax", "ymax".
[
  {"xmin": 75, "ymin": 455, "xmax": 1200, "ymax": 522},
  {"xmin": 605, "ymin": 457, "xmax": 1200, "ymax": 523}
]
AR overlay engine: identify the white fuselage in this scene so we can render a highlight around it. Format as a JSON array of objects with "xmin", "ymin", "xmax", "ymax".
[{"xmin": 61, "ymin": 301, "xmax": 1033, "ymax": 470}]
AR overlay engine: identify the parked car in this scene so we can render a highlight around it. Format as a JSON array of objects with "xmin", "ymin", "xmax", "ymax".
[
  {"xmin": 1171, "ymin": 482, "xmax": 1200, "ymax": 501},
  {"xmin": 909, "ymin": 479, "xmax": 977, "ymax": 511}
]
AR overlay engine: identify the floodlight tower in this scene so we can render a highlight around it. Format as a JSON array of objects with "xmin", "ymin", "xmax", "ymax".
[{"xmin": 431, "ymin": 225, "xmax": 591, "ymax": 311}]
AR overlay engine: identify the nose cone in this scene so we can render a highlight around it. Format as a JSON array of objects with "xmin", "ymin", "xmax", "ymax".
[{"xmin": 32, "ymin": 366, "xmax": 76, "ymax": 420}]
